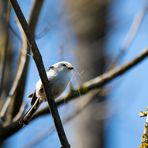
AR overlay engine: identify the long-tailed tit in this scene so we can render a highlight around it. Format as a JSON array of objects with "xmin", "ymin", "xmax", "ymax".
[{"xmin": 22, "ymin": 61, "xmax": 74, "ymax": 124}]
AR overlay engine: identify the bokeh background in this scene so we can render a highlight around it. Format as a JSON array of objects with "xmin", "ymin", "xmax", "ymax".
[{"xmin": 0, "ymin": 0, "xmax": 148, "ymax": 148}]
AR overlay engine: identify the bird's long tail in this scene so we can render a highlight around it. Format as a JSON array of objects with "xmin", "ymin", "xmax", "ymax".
[{"xmin": 21, "ymin": 98, "xmax": 43, "ymax": 125}]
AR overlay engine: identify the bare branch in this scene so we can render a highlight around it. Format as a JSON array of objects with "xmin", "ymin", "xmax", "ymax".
[
  {"xmin": 10, "ymin": 0, "xmax": 70, "ymax": 147},
  {"xmin": 0, "ymin": 119, "xmax": 23, "ymax": 142},
  {"xmin": 5, "ymin": 0, "xmax": 45, "ymax": 123},
  {"xmin": 109, "ymin": 4, "xmax": 148, "ymax": 69},
  {"xmin": 0, "ymin": 48, "xmax": 147, "ymax": 140},
  {"xmin": 121, "ymin": 5, "xmax": 147, "ymax": 53},
  {"xmin": 0, "ymin": 0, "xmax": 45, "ymax": 124},
  {"xmin": 34, "ymin": 48, "xmax": 148, "ymax": 117}
]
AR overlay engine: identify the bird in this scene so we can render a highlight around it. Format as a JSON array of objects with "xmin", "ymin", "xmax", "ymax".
[{"xmin": 22, "ymin": 61, "xmax": 74, "ymax": 124}]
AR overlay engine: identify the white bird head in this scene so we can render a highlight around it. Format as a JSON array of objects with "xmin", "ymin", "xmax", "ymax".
[{"xmin": 48, "ymin": 61, "xmax": 74, "ymax": 73}]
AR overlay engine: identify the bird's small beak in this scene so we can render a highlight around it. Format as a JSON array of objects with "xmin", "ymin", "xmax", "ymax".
[{"xmin": 68, "ymin": 66, "xmax": 74, "ymax": 70}]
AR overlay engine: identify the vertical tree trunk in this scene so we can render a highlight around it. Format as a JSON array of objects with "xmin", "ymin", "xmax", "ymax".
[
  {"xmin": 0, "ymin": 0, "xmax": 13, "ymax": 107},
  {"xmin": 65, "ymin": 0, "xmax": 108, "ymax": 147}
]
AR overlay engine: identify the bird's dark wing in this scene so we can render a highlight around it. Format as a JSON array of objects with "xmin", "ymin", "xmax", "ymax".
[
  {"xmin": 31, "ymin": 92, "xmax": 37, "ymax": 106},
  {"xmin": 28, "ymin": 92, "xmax": 34, "ymax": 98},
  {"xmin": 28, "ymin": 92, "xmax": 37, "ymax": 106}
]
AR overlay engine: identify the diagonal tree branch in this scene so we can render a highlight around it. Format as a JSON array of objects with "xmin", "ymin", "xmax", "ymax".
[
  {"xmin": 9, "ymin": 0, "xmax": 70, "ymax": 147},
  {"xmin": 34, "ymin": 48, "xmax": 148, "ymax": 118},
  {"xmin": 0, "ymin": 47, "xmax": 148, "ymax": 141}
]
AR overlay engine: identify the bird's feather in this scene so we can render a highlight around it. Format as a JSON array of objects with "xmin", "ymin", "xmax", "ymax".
[
  {"xmin": 31, "ymin": 92, "xmax": 37, "ymax": 106},
  {"xmin": 28, "ymin": 93, "xmax": 34, "ymax": 98}
]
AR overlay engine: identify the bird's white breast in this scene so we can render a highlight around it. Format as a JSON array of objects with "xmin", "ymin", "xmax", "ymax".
[{"xmin": 35, "ymin": 69, "xmax": 71, "ymax": 100}]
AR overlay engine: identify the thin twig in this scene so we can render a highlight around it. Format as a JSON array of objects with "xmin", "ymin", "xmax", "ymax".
[
  {"xmin": 5, "ymin": 0, "xmax": 45, "ymax": 123},
  {"xmin": 108, "ymin": 4, "xmax": 148, "ymax": 69},
  {"xmin": 0, "ymin": 119, "xmax": 23, "ymax": 142},
  {"xmin": 10, "ymin": 0, "xmax": 70, "ymax": 147}
]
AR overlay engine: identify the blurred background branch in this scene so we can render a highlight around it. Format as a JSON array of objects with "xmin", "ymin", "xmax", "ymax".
[
  {"xmin": 1, "ymin": 0, "xmax": 45, "ymax": 125},
  {"xmin": 108, "ymin": 3, "xmax": 148, "ymax": 69},
  {"xmin": 0, "ymin": 0, "xmax": 44, "ymax": 142}
]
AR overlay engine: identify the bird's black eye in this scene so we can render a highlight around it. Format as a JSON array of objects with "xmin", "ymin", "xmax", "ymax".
[{"xmin": 62, "ymin": 63, "xmax": 67, "ymax": 67}]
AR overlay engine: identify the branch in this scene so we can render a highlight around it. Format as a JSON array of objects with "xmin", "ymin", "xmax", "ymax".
[
  {"xmin": 34, "ymin": 48, "xmax": 148, "ymax": 117},
  {"xmin": 120, "ymin": 5, "xmax": 147, "ymax": 52},
  {"xmin": 108, "ymin": 4, "xmax": 148, "ymax": 69},
  {"xmin": 10, "ymin": 0, "xmax": 70, "ymax": 147},
  {"xmin": 6, "ymin": 0, "xmax": 45, "ymax": 122},
  {"xmin": 0, "ymin": 0, "xmax": 44, "ymax": 124},
  {"xmin": 0, "ymin": 119, "xmax": 23, "ymax": 142},
  {"xmin": 26, "ymin": 93, "xmax": 94, "ymax": 147},
  {"xmin": 0, "ymin": 48, "xmax": 147, "ymax": 140}
]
